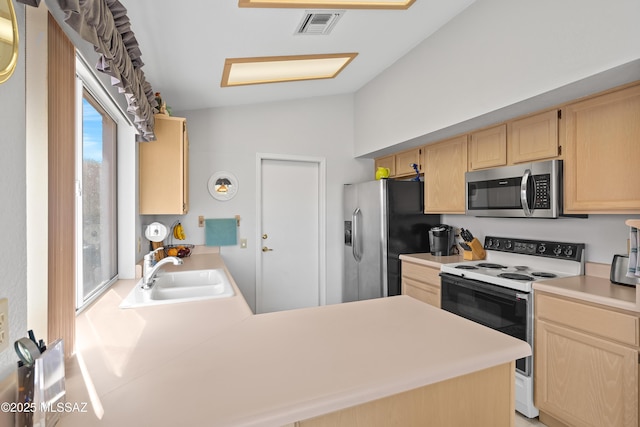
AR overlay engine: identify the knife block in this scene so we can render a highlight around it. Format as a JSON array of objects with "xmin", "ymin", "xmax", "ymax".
[{"xmin": 463, "ymin": 238, "xmax": 486, "ymax": 260}]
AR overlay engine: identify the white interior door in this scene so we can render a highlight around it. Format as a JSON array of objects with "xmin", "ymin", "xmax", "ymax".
[{"xmin": 256, "ymin": 154, "xmax": 325, "ymax": 314}]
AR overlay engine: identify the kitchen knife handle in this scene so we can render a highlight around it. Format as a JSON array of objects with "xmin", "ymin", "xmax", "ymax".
[{"xmin": 352, "ymin": 208, "xmax": 362, "ymax": 262}]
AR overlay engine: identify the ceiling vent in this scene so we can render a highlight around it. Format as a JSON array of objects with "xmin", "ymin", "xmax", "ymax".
[{"xmin": 295, "ymin": 10, "xmax": 345, "ymax": 35}]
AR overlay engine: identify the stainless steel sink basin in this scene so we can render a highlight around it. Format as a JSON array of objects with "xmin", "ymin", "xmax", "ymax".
[{"xmin": 120, "ymin": 269, "xmax": 235, "ymax": 308}]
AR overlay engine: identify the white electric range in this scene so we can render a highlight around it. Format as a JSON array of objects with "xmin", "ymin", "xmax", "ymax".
[{"xmin": 439, "ymin": 236, "xmax": 585, "ymax": 418}]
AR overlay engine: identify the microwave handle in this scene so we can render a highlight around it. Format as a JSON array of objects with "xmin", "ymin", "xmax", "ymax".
[{"xmin": 520, "ymin": 169, "xmax": 535, "ymax": 217}]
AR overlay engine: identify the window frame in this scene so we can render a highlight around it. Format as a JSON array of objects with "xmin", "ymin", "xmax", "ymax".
[{"xmin": 74, "ymin": 56, "xmax": 136, "ymax": 312}]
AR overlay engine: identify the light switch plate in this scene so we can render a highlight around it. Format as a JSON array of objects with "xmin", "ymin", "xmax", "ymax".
[
  {"xmin": 0, "ymin": 298, "xmax": 8, "ymax": 352},
  {"xmin": 240, "ymin": 238, "xmax": 247, "ymax": 249},
  {"xmin": 198, "ymin": 216, "xmax": 204, "ymax": 227}
]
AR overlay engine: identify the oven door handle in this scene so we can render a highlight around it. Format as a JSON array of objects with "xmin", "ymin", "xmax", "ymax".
[
  {"xmin": 520, "ymin": 169, "xmax": 535, "ymax": 217},
  {"xmin": 440, "ymin": 273, "xmax": 528, "ymax": 302}
]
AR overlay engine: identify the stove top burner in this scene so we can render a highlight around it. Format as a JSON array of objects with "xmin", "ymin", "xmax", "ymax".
[
  {"xmin": 455, "ymin": 265, "xmax": 479, "ymax": 270},
  {"xmin": 477, "ymin": 263, "xmax": 507, "ymax": 269},
  {"xmin": 531, "ymin": 272, "xmax": 557, "ymax": 278},
  {"xmin": 498, "ymin": 273, "xmax": 534, "ymax": 281}
]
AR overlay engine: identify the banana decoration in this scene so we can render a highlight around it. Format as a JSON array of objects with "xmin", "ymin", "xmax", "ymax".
[{"xmin": 173, "ymin": 222, "xmax": 186, "ymax": 240}]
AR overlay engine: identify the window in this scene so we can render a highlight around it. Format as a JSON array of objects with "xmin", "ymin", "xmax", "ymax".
[{"xmin": 75, "ymin": 88, "xmax": 118, "ymax": 309}]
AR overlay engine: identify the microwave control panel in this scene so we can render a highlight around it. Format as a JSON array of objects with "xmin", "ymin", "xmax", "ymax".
[{"xmin": 533, "ymin": 174, "xmax": 550, "ymax": 209}]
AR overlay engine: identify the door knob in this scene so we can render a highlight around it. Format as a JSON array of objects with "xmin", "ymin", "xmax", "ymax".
[
  {"xmin": 262, "ymin": 246, "xmax": 273, "ymax": 252},
  {"xmin": 262, "ymin": 234, "xmax": 268, "ymax": 239}
]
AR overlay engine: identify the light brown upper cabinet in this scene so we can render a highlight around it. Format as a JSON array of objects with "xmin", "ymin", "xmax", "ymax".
[
  {"xmin": 508, "ymin": 109, "xmax": 560, "ymax": 164},
  {"xmin": 563, "ymin": 84, "xmax": 640, "ymax": 213},
  {"xmin": 394, "ymin": 147, "xmax": 422, "ymax": 177},
  {"xmin": 374, "ymin": 147, "xmax": 422, "ymax": 178},
  {"xmin": 139, "ymin": 115, "xmax": 190, "ymax": 215},
  {"xmin": 424, "ymin": 135, "xmax": 468, "ymax": 214},
  {"xmin": 374, "ymin": 154, "xmax": 395, "ymax": 177},
  {"xmin": 468, "ymin": 124, "xmax": 507, "ymax": 171}
]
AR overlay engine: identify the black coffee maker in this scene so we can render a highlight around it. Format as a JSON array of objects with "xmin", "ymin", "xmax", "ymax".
[{"xmin": 428, "ymin": 225, "xmax": 456, "ymax": 256}]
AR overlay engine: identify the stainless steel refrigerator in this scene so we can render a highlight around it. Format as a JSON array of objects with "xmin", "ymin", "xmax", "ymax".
[{"xmin": 343, "ymin": 180, "xmax": 441, "ymax": 302}]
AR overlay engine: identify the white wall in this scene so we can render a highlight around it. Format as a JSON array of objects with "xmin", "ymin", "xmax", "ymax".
[
  {"xmin": 0, "ymin": 2, "xmax": 27, "ymax": 380},
  {"xmin": 354, "ymin": 0, "xmax": 640, "ymax": 157},
  {"xmin": 165, "ymin": 94, "xmax": 371, "ymax": 311}
]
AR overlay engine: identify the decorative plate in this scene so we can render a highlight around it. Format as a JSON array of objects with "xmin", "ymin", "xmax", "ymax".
[{"xmin": 208, "ymin": 171, "xmax": 239, "ymax": 201}]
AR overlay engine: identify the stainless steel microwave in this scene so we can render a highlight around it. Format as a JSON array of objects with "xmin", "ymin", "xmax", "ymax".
[{"xmin": 465, "ymin": 159, "xmax": 562, "ymax": 218}]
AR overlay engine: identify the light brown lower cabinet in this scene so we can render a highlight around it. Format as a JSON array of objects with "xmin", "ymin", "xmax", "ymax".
[
  {"xmin": 535, "ymin": 292, "xmax": 639, "ymax": 427},
  {"xmin": 401, "ymin": 260, "xmax": 441, "ymax": 308},
  {"xmin": 295, "ymin": 362, "xmax": 515, "ymax": 427}
]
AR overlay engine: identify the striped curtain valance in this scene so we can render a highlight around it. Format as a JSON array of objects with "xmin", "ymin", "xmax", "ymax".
[{"xmin": 54, "ymin": 0, "xmax": 157, "ymax": 141}]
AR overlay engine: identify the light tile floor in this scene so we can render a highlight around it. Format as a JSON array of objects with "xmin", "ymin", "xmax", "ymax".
[{"xmin": 515, "ymin": 412, "xmax": 548, "ymax": 427}]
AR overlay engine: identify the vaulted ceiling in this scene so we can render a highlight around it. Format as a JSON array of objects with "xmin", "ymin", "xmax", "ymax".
[{"xmin": 119, "ymin": 0, "xmax": 475, "ymax": 112}]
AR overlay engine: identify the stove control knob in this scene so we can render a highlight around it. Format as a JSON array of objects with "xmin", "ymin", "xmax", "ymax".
[
  {"xmin": 553, "ymin": 245, "xmax": 562, "ymax": 256},
  {"xmin": 494, "ymin": 240, "xmax": 500, "ymax": 248},
  {"xmin": 538, "ymin": 245, "xmax": 546, "ymax": 254},
  {"xmin": 485, "ymin": 238, "xmax": 493, "ymax": 248},
  {"xmin": 564, "ymin": 247, "xmax": 574, "ymax": 257},
  {"xmin": 504, "ymin": 240, "xmax": 512, "ymax": 250}
]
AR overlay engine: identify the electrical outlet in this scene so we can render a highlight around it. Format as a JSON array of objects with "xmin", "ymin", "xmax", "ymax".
[
  {"xmin": 0, "ymin": 298, "xmax": 8, "ymax": 352},
  {"xmin": 198, "ymin": 216, "xmax": 204, "ymax": 227}
]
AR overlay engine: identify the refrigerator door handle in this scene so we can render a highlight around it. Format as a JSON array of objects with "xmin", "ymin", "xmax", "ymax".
[{"xmin": 352, "ymin": 208, "xmax": 362, "ymax": 262}]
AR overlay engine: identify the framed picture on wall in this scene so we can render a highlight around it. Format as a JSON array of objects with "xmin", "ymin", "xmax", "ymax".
[{"xmin": 208, "ymin": 171, "xmax": 239, "ymax": 201}]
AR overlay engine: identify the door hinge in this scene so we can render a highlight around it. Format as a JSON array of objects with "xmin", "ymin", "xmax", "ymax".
[
  {"xmin": 558, "ymin": 145, "xmax": 562, "ymax": 156},
  {"xmin": 557, "ymin": 110, "xmax": 562, "ymax": 119}
]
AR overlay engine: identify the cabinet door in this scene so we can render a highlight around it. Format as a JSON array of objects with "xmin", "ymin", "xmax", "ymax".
[
  {"xmin": 394, "ymin": 148, "xmax": 422, "ymax": 177},
  {"xmin": 563, "ymin": 85, "xmax": 640, "ymax": 213},
  {"xmin": 468, "ymin": 124, "xmax": 507, "ymax": 170},
  {"xmin": 139, "ymin": 116, "xmax": 188, "ymax": 215},
  {"xmin": 374, "ymin": 155, "xmax": 395, "ymax": 177},
  {"xmin": 424, "ymin": 135, "xmax": 468, "ymax": 214},
  {"xmin": 508, "ymin": 110, "xmax": 559, "ymax": 164},
  {"xmin": 535, "ymin": 320, "xmax": 638, "ymax": 427}
]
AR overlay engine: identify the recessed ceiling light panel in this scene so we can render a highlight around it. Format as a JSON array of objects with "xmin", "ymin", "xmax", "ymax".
[
  {"xmin": 238, "ymin": 0, "xmax": 415, "ymax": 10},
  {"xmin": 221, "ymin": 53, "xmax": 358, "ymax": 87}
]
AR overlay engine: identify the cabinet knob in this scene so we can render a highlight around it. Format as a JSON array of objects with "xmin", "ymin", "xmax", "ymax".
[{"xmin": 262, "ymin": 234, "xmax": 268, "ymax": 240}]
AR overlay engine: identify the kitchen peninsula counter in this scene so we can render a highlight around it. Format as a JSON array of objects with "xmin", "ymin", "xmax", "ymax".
[{"xmin": 59, "ymin": 251, "xmax": 530, "ymax": 427}]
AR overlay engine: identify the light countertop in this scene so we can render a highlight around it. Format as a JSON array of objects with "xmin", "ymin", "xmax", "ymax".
[
  {"xmin": 399, "ymin": 253, "xmax": 463, "ymax": 268},
  {"xmin": 59, "ymin": 252, "xmax": 530, "ymax": 427},
  {"xmin": 401, "ymin": 253, "xmax": 640, "ymax": 313},
  {"xmin": 533, "ymin": 275, "xmax": 639, "ymax": 313}
]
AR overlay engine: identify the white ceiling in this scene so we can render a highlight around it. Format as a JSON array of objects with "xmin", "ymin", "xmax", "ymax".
[{"xmin": 119, "ymin": 0, "xmax": 475, "ymax": 112}]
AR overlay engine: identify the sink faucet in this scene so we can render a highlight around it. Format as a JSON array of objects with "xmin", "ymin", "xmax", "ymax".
[{"xmin": 142, "ymin": 247, "xmax": 183, "ymax": 289}]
